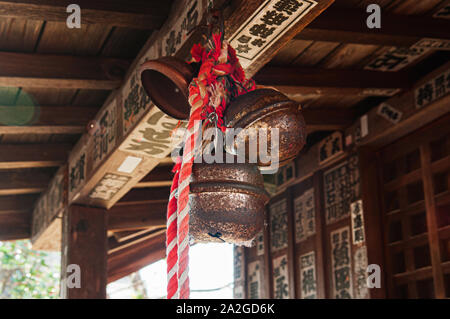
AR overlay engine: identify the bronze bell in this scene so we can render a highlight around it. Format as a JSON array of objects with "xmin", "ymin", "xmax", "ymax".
[
  {"xmin": 140, "ymin": 57, "xmax": 195, "ymax": 120},
  {"xmin": 189, "ymin": 159, "xmax": 269, "ymax": 245},
  {"xmin": 224, "ymin": 88, "xmax": 307, "ymax": 171}
]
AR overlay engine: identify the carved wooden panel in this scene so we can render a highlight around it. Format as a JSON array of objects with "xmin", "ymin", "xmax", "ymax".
[
  {"xmin": 229, "ymin": 0, "xmax": 318, "ymax": 69},
  {"xmin": 330, "ymin": 226, "xmax": 353, "ymax": 299},
  {"xmin": 294, "ymin": 188, "xmax": 315, "ymax": 243},
  {"xmin": 353, "ymin": 246, "xmax": 369, "ymax": 299},
  {"xmin": 273, "ymin": 254, "xmax": 289, "ymax": 299},
  {"xmin": 323, "ymin": 155, "xmax": 360, "ymax": 225},
  {"xmin": 233, "ymin": 245, "xmax": 246, "ymax": 299},
  {"xmin": 269, "ymin": 198, "xmax": 288, "ymax": 252},
  {"xmin": 247, "ymin": 260, "xmax": 263, "ymax": 299},
  {"xmin": 299, "ymin": 251, "xmax": 317, "ymax": 299}
]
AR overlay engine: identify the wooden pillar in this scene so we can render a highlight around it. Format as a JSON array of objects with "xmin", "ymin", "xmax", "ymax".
[
  {"xmin": 420, "ymin": 144, "xmax": 445, "ymax": 299},
  {"xmin": 285, "ymin": 187, "xmax": 297, "ymax": 298},
  {"xmin": 61, "ymin": 204, "xmax": 108, "ymax": 299},
  {"xmin": 263, "ymin": 207, "xmax": 273, "ymax": 299},
  {"xmin": 358, "ymin": 147, "xmax": 387, "ymax": 299},
  {"xmin": 313, "ymin": 171, "xmax": 328, "ymax": 298}
]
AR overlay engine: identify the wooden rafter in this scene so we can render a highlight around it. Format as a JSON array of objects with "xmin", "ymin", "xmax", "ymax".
[
  {"xmin": 294, "ymin": 62, "xmax": 450, "ymax": 185},
  {"xmin": 297, "ymin": 7, "xmax": 450, "ymax": 46},
  {"xmin": 345, "ymin": 61, "xmax": 450, "ymax": 148},
  {"xmin": 108, "ymin": 228, "xmax": 165, "ymax": 254},
  {"xmin": 254, "ymin": 67, "xmax": 412, "ymax": 95},
  {"xmin": 0, "ymin": 106, "xmax": 98, "ymax": 134},
  {"xmin": 117, "ymin": 187, "xmax": 170, "ymax": 205},
  {"xmin": 0, "ymin": 52, "xmax": 129, "ymax": 89},
  {"xmin": 113, "ymin": 228, "xmax": 162, "ymax": 243},
  {"xmin": 0, "ymin": 168, "xmax": 54, "ymax": 195},
  {"xmin": 108, "ymin": 202, "xmax": 167, "ymax": 231},
  {"xmin": 302, "ymin": 108, "xmax": 356, "ymax": 132},
  {"xmin": 0, "ymin": 0, "xmax": 171, "ymax": 29},
  {"xmin": 0, "ymin": 194, "xmax": 38, "ymax": 212},
  {"xmin": 136, "ymin": 166, "xmax": 174, "ymax": 188},
  {"xmin": 107, "ymin": 232, "xmax": 165, "ymax": 283},
  {"xmin": 0, "ymin": 144, "xmax": 71, "ymax": 169},
  {"xmin": 0, "ymin": 211, "xmax": 31, "ymax": 240}
]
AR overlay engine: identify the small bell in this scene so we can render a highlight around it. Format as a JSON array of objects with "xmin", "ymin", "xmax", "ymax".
[
  {"xmin": 140, "ymin": 57, "xmax": 196, "ymax": 120},
  {"xmin": 189, "ymin": 159, "xmax": 269, "ymax": 245},
  {"xmin": 224, "ymin": 88, "xmax": 307, "ymax": 171}
]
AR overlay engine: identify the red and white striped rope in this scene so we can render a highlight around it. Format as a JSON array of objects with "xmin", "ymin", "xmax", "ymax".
[
  {"xmin": 166, "ymin": 159, "xmax": 181, "ymax": 299},
  {"xmin": 166, "ymin": 34, "xmax": 252, "ymax": 299},
  {"xmin": 176, "ymin": 84, "xmax": 204, "ymax": 299},
  {"xmin": 166, "ymin": 84, "xmax": 204, "ymax": 299}
]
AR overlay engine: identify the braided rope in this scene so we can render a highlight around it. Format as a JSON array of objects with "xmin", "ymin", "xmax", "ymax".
[
  {"xmin": 176, "ymin": 94, "xmax": 203, "ymax": 299},
  {"xmin": 166, "ymin": 34, "xmax": 255, "ymax": 299},
  {"xmin": 166, "ymin": 160, "xmax": 181, "ymax": 299}
]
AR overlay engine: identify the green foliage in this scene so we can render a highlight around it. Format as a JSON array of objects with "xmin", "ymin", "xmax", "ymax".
[{"xmin": 0, "ymin": 240, "xmax": 60, "ymax": 299}]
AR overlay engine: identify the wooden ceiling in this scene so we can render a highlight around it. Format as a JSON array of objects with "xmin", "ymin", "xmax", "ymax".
[
  {"xmin": 0, "ymin": 0, "xmax": 449, "ymax": 282},
  {"xmin": 0, "ymin": 0, "xmax": 175, "ymax": 269}
]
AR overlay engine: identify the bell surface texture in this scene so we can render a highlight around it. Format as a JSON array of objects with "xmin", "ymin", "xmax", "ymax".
[
  {"xmin": 224, "ymin": 88, "xmax": 307, "ymax": 171},
  {"xmin": 189, "ymin": 159, "xmax": 269, "ymax": 245}
]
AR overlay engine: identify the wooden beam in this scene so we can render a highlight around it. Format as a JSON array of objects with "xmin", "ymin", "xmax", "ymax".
[
  {"xmin": 136, "ymin": 166, "xmax": 174, "ymax": 188},
  {"xmin": 302, "ymin": 108, "xmax": 356, "ymax": 132},
  {"xmin": 290, "ymin": 63, "xmax": 450, "ymax": 188},
  {"xmin": 108, "ymin": 228, "xmax": 165, "ymax": 254},
  {"xmin": 113, "ymin": 228, "xmax": 161, "ymax": 243},
  {"xmin": 0, "ymin": 168, "xmax": 53, "ymax": 195},
  {"xmin": 31, "ymin": 166, "xmax": 67, "ymax": 251},
  {"xmin": 108, "ymin": 202, "xmax": 167, "ymax": 232},
  {"xmin": 0, "ymin": 194, "xmax": 38, "ymax": 212},
  {"xmin": 107, "ymin": 232, "xmax": 165, "ymax": 283},
  {"xmin": 0, "ymin": 106, "xmax": 98, "ymax": 134},
  {"xmin": 0, "ymin": 52, "xmax": 128, "ymax": 89},
  {"xmin": 254, "ymin": 67, "xmax": 411, "ymax": 95},
  {"xmin": 61, "ymin": 205, "xmax": 107, "ymax": 299},
  {"xmin": 0, "ymin": 144, "xmax": 71, "ymax": 169},
  {"xmin": 0, "ymin": 211, "xmax": 31, "ymax": 240},
  {"xmin": 298, "ymin": 7, "xmax": 450, "ymax": 46},
  {"xmin": 225, "ymin": 0, "xmax": 334, "ymax": 78},
  {"xmin": 345, "ymin": 61, "xmax": 450, "ymax": 148},
  {"xmin": 0, "ymin": 0, "xmax": 171, "ymax": 29},
  {"xmin": 117, "ymin": 187, "xmax": 170, "ymax": 205}
]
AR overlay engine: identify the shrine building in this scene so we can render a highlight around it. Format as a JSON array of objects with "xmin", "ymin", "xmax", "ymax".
[{"xmin": 0, "ymin": 0, "xmax": 449, "ymax": 299}]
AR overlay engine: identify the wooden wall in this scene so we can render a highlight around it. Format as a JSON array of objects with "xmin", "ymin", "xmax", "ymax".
[
  {"xmin": 234, "ymin": 112, "xmax": 450, "ymax": 299},
  {"xmin": 234, "ymin": 145, "xmax": 373, "ymax": 298}
]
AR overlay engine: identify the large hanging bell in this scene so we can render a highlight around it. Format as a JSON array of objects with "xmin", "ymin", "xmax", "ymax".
[
  {"xmin": 140, "ymin": 57, "xmax": 195, "ymax": 120},
  {"xmin": 224, "ymin": 88, "xmax": 307, "ymax": 171},
  {"xmin": 189, "ymin": 159, "xmax": 269, "ymax": 245}
]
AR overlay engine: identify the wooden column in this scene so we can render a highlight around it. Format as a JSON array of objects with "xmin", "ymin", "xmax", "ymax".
[
  {"xmin": 61, "ymin": 204, "xmax": 108, "ymax": 299},
  {"xmin": 420, "ymin": 144, "xmax": 445, "ymax": 299},
  {"xmin": 358, "ymin": 147, "xmax": 387, "ymax": 299},
  {"xmin": 285, "ymin": 187, "xmax": 297, "ymax": 298},
  {"xmin": 263, "ymin": 207, "xmax": 273, "ymax": 299},
  {"xmin": 312, "ymin": 171, "xmax": 328, "ymax": 298}
]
